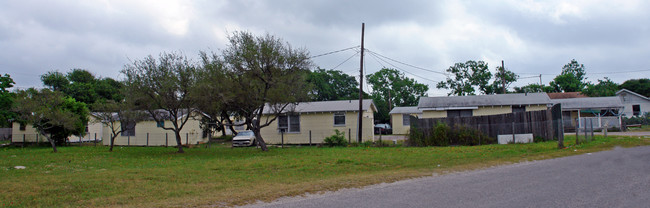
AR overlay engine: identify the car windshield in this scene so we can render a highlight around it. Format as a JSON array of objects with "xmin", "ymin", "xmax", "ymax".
[
  {"xmin": 237, "ymin": 131, "xmax": 254, "ymax": 136},
  {"xmin": 376, "ymin": 124, "xmax": 390, "ymax": 128}
]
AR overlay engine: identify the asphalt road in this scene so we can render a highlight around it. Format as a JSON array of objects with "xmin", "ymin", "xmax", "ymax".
[{"xmin": 244, "ymin": 146, "xmax": 650, "ymax": 208}]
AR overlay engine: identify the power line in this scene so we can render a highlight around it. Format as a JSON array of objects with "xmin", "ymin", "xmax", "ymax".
[
  {"xmin": 367, "ymin": 50, "xmax": 439, "ymax": 83},
  {"xmin": 331, "ymin": 51, "xmax": 360, "ymax": 70},
  {"xmin": 365, "ymin": 49, "xmax": 449, "ymax": 75},
  {"xmin": 309, "ymin": 46, "xmax": 360, "ymax": 59},
  {"xmin": 589, "ymin": 69, "xmax": 650, "ymax": 74}
]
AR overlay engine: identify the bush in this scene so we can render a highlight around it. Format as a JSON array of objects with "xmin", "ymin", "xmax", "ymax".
[
  {"xmin": 214, "ymin": 135, "xmax": 233, "ymax": 142},
  {"xmin": 623, "ymin": 112, "xmax": 650, "ymax": 125},
  {"xmin": 324, "ymin": 130, "xmax": 348, "ymax": 147}
]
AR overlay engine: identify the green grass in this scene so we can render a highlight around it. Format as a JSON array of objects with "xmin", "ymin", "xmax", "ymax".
[{"xmin": 1, "ymin": 136, "xmax": 649, "ymax": 207}]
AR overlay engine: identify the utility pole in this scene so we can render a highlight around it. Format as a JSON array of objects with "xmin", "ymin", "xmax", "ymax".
[
  {"xmin": 501, "ymin": 60, "xmax": 506, "ymax": 94},
  {"xmin": 358, "ymin": 23, "xmax": 365, "ymax": 143},
  {"xmin": 388, "ymin": 90, "xmax": 392, "ymax": 112},
  {"xmin": 539, "ymin": 74, "xmax": 543, "ymax": 92}
]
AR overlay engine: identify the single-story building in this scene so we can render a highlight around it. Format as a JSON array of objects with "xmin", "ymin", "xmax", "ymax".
[
  {"xmin": 552, "ymin": 97, "xmax": 624, "ymax": 130},
  {"xmin": 100, "ymin": 110, "xmax": 206, "ymax": 146},
  {"xmin": 417, "ymin": 93, "xmax": 553, "ymax": 118},
  {"xmin": 616, "ymin": 89, "xmax": 650, "ymax": 118},
  {"xmin": 259, "ymin": 99, "xmax": 376, "ymax": 144},
  {"xmin": 12, "ymin": 115, "xmax": 104, "ymax": 143},
  {"xmin": 389, "ymin": 106, "xmax": 422, "ymax": 135}
]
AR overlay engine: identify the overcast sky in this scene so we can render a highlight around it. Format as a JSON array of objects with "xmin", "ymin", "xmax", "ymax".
[{"xmin": 2, "ymin": 0, "xmax": 649, "ymax": 96}]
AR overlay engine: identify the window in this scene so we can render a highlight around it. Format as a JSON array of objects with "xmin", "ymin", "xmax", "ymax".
[
  {"xmin": 156, "ymin": 121, "xmax": 164, "ymax": 128},
  {"xmin": 447, "ymin": 110, "xmax": 473, "ymax": 118},
  {"xmin": 19, "ymin": 123, "xmax": 26, "ymax": 131},
  {"xmin": 121, "ymin": 121, "xmax": 136, "ymax": 136},
  {"xmin": 334, "ymin": 112, "xmax": 346, "ymax": 126},
  {"xmin": 278, "ymin": 114, "xmax": 300, "ymax": 133},
  {"xmin": 402, "ymin": 114, "xmax": 411, "ymax": 126},
  {"xmin": 633, "ymin": 105, "xmax": 640, "ymax": 116}
]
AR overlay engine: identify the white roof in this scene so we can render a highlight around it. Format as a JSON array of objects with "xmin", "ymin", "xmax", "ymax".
[
  {"xmin": 418, "ymin": 93, "xmax": 552, "ymax": 109},
  {"xmin": 389, "ymin": 106, "xmax": 421, "ymax": 114}
]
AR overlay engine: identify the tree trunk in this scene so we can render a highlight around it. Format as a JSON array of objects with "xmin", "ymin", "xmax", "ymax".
[
  {"xmin": 253, "ymin": 129, "xmax": 268, "ymax": 151},
  {"xmin": 557, "ymin": 136, "xmax": 564, "ymax": 149},
  {"xmin": 109, "ymin": 133, "xmax": 117, "ymax": 152},
  {"xmin": 43, "ymin": 132, "xmax": 58, "ymax": 153},
  {"xmin": 175, "ymin": 131, "xmax": 185, "ymax": 153},
  {"xmin": 220, "ymin": 125, "xmax": 227, "ymax": 137}
]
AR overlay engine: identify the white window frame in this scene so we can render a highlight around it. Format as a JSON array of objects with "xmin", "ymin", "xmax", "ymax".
[
  {"xmin": 278, "ymin": 114, "xmax": 300, "ymax": 133},
  {"xmin": 334, "ymin": 112, "xmax": 346, "ymax": 126},
  {"xmin": 402, "ymin": 114, "xmax": 411, "ymax": 126}
]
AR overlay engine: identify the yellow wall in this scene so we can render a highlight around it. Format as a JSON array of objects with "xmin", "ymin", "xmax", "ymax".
[
  {"xmin": 526, "ymin": 104, "xmax": 548, "ymax": 111},
  {"xmin": 421, "ymin": 111, "xmax": 446, "ymax": 118},
  {"xmin": 391, "ymin": 113, "xmax": 420, "ymax": 135},
  {"xmin": 102, "ymin": 118, "xmax": 205, "ymax": 146},
  {"xmin": 259, "ymin": 110, "xmax": 375, "ymax": 144},
  {"xmin": 12, "ymin": 116, "xmax": 104, "ymax": 143},
  {"xmin": 473, "ymin": 106, "xmax": 511, "ymax": 116}
]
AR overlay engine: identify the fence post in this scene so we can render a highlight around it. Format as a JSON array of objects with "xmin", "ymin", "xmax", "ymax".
[
  {"xmin": 23, "ymin": 134, "xmax": 25, "ymax": 148},
  {"xmin": 186, "ymin": 133, "xmax": 188, "ymax": 146},
  {"xmin": 128, "ymin": 135, "xmax": 130, "ymax": 146},
  {"xmin": 512, "ymin": 121, "xmax": 517, "ymax": 144},
  {"xmin": 146, "ymin": 133, "xmax": 149, "ymax": 147},
  {"xmin": 604, "ymin": 124, "xmax": 608, "ymax": 138},
  {"xmin": 590, "ymin": 119, "xmax": 594, "ymax": 141},
  {"xmin": 478, "ymin": 123, "xmax": 481, "ymax": 145},
  {"xmin": 165, "ymin": 133, "xmax": 168, "ymax": 147},
  {"xmin": 575, "ymin": 119, "xmax": 580, "ymax": 145},
  {"xmin": 281, "ymin": 131, "xmax": 284, "ymax": 148},
  {"xmin": 583, "ymin": 118, "xmax": 587, "ymax": 143},
  {"xmin": 309, "ymin": 130, "xmax": 312, "ymax": 146},
  {"xmin": 348, "ymin": 128, "xmax": 351, "ymax": 144},
  {"xmin": 94, "ymin": 133, "xmax": 97, "ymax": 147}
]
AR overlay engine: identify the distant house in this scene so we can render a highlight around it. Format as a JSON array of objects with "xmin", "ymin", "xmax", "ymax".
[
  {"xmin": 417, "ymin": 93, "xmax": 553, "ymax": 118},
  {"xmin": 616, "ymin": 89, "xmax": 650, "ymax": 118},
  {"xmin": 552, "ymin": 97, "xmax": 624, "ymax": 130},
  {"xmin": 12, "ymin": 115, "xmax": 103, "ymax": 143},
  {"xmin": 388, "ymin": 106, "xmax": 421, "ymax": 135},
  {"xmin": 100, "ymin": 110, "xmax": 206, "ymax": 146},
  {"xmin": 259, "ymin": 99, "xmax": 376, "ymax": 144}
]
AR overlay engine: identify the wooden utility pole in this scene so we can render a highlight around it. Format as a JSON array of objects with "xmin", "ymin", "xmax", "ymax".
[
  {"xmin": 358, "ymin": 23, "xmax": 365, "ymax": 143},
  {"xmin": 501, "ymin": 60, "xmax": 506, "ymax": 94}
]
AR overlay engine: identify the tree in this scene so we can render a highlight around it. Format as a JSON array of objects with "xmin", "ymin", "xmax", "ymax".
[
  {"xmin": 122, "ymin": 52, "xmax": 199, "ymax": 153},
  {"xmin": 0, "ymin": 74, "xmax": 16, "ymax": 127},
  {"xmin": 41, "ymin": 69, "xmax": 122, "ymax": 107},
  {"xmin": 485, "ymin": 66, "xmax": 519, "ymax": 94},
  {"xmin": 367, "ymin": 68, "xmax": 429, "ymax": 123},
  {"xmin": 194, "ymin": 51, "xmax": 234, "ymax": 137},
  {"xmin": 221, "ymin": 31, "xmax": 312, "ymax": 151},
  {"xmin": 582, "ymin": 77, "xmax": 619, "ymax": 97},
  {"xmin": 91, "ymin": 100, "xmax": 147, "ymax": 152},
  {"xmin": 437, "ymin": 60, "xmax": 492, "ymax": 96},
  {"xmin": 514, "ymin": 83, "xmax": 555, "ymax": 93},
  {"xmin": 549, "ymin": 59, "xmax": 587, "ymax": 92},
  {"xmin": 41, "ymin": 71, "xmax": 69, "ymax": 91},
  {"xmin": 307, "ymin": 68, "xmax": 362, "ymax": 101},
  {"xmin": 13, "ymin": 88, "xmax": 89, "ymax": 152},
  {"xmin": 619, "ymin": 78, "xmax": 650, "ymax": 97}
]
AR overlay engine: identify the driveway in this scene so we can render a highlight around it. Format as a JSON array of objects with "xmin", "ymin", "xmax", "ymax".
[{"xmin": 244, "ymin": 145, "xmax": 650, "ymax": 208}]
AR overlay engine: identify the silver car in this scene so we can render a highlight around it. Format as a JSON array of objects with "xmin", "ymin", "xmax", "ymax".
[{"xmin": 232, "ymin": 130, "xmax": 256, "ymax": 147}]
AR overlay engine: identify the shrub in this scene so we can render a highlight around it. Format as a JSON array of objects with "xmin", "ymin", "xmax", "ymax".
[{"xmin": 324, "ymin": 130, "xmax": 348, "ymax": 147}]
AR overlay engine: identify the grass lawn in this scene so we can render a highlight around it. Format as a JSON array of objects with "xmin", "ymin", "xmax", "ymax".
[{"xmin": 1, "ymin": 135, "xmax": 649, "ymax": 207}]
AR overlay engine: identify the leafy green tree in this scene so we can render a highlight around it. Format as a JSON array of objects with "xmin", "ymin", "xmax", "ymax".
[
  {"xmin": 41, "ymin": 69, "xmax": 122, "ymax": 108},
  {"xmin": 367, "ymin": 68, "xmax": 429, "ymax": 123},
  {"xmin": 307, "ymin": 68, "xmax": 363, "ymax": 101},
  {"xmin": 41, "ymin": 71, "xmax": 69, "ymax": 91},
  {"xmin": 619, "ymin": 78, "xmax": 650, "ymax": 97},
  {"xmin": 549, "ymin": 59, "xmax": 587, "ymax": 92},
  {"xmin": 13, "ymin": 88, "xmax": 89, "ymax": 152},
  {"xmin": 0, "ymin": 74, "xmax": 16, "ymax": 127},
  {"xmin": 582, "ymin": 77, "xmax": 619, "ymax": 97},
  {"xmin": 122, "ymin": 52, "xmax": 199, "ymax": 153},
  {"xmin": 194, "ymin": 51, "xmax": 235, "ymax": 137},
  {"xmin": 514, "ymin": 83, "xmax": 555, "ymax": 93},
  {"xmin": 485, "ymin": 66, "xmax": 519, "ymax": 94},
  {"xmin": 437, "ymin": 60, "xmax": 492, "ymax": 96},
  {"xmin": 221, "ymin": 31, "xmax": 312, "ymax": 151}
]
